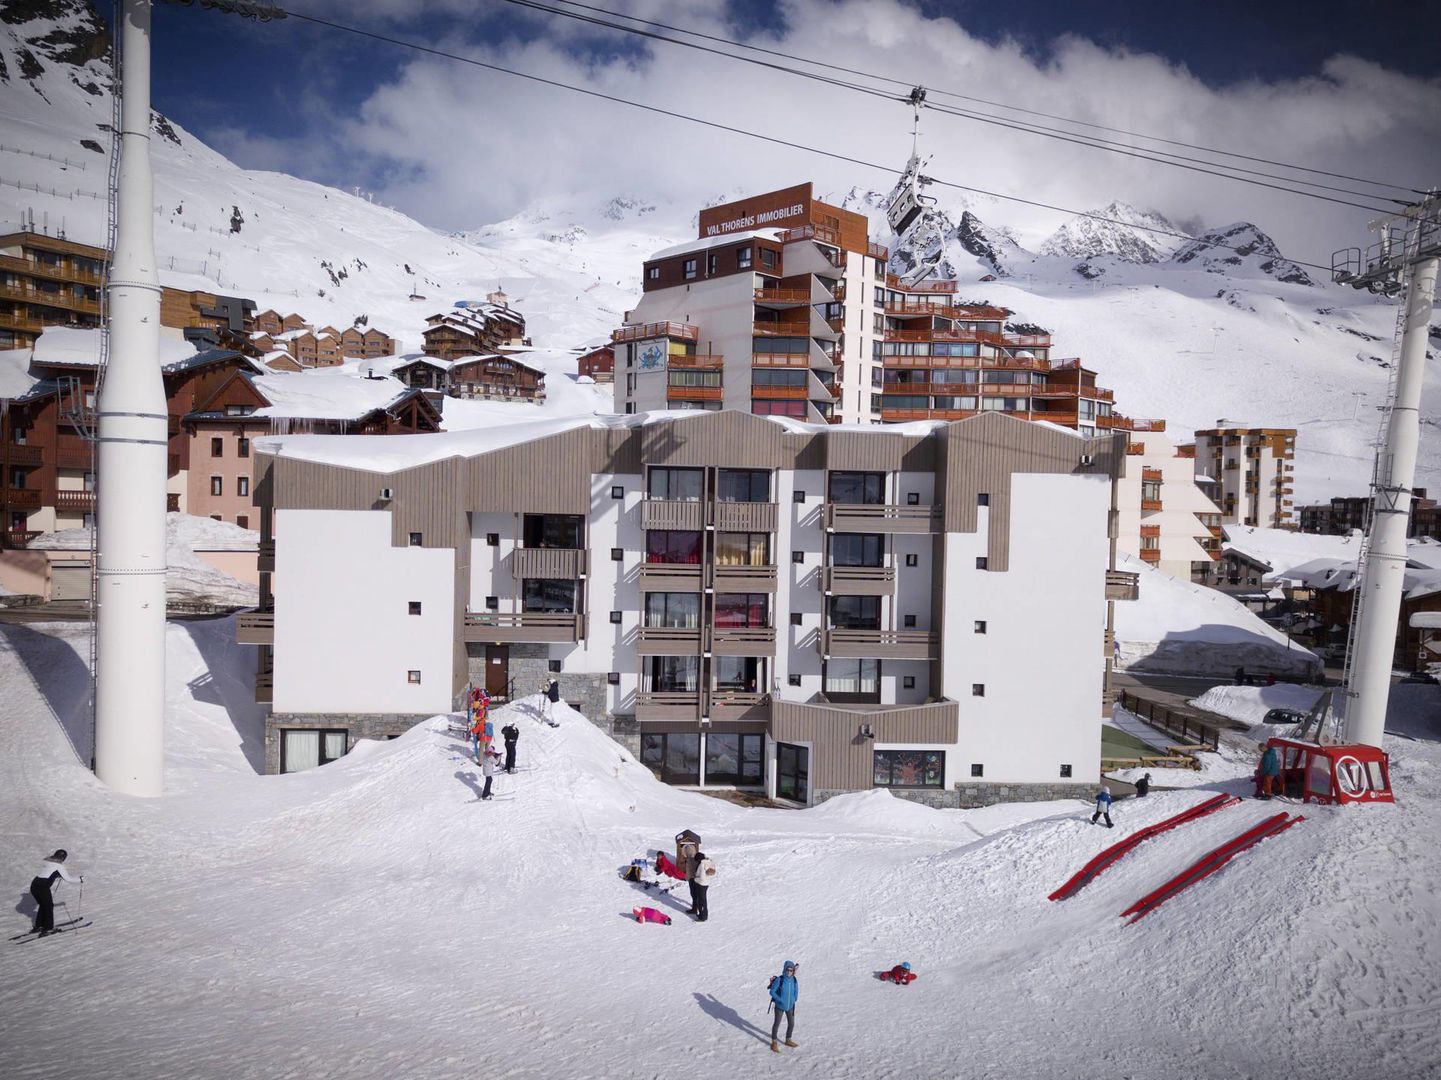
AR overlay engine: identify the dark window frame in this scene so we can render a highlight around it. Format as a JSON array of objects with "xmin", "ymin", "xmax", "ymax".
[{"xmin": 874, "ymin": 749, "xmax": 945, "ymax": 789}]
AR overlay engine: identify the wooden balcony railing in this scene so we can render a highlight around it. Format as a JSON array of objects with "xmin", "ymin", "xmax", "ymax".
[
  {"xmin": 754, "ymin": 288, "xmax": 812, "ymax": 304},
  {"xmin": 752, "ymin": 352, "xmax": 811, "ymax": 367},
  {"xmin": 236, "ymin": 610, "xmax": 275, "ymax": 645},
  {"xmin": 2, "ymin": 444, "xmax": 43, "ymax": 466},
  {"xmin": 666, "ymin": 385, "xmax": 724, "ymax": 402},
  {"xmin": 711, "ymin": 625, "xmax": 777, "ymax": 655},
  {"xmin": 1105, "ymin": 569, "xmax": 1140, "ymax": 602},
  {"xmin": 753, "ymin": 320, "xmax": 812, "ymax": 337},
  {"xmin": 637, "ymin": 625, "xmax": 703, "ymax": 654},
  {"xmin": 2, "ymin": 487, "xmax": 41, "ymax": 510},
  {"xmin": 750, "ymin": 385, "xmax": 809, "ymax": 400},
  {"xmin": 55, "ymin": 490, "xmax": 95, "ymax": 512},
  {"xmin": 712, "ymin": 564, "xmax": 778, "ymax": 592},
  {"xmin": 713, "ymin": 500, "xmax": 778, "ymax": 532},
  {"xmin": 824, "ymin": 503, "xmax": 940, "ymax": 534},
  {"xmin": 612, "ymin": 321, "xmax": 698, "ymax": 344},
  {"xmin": 512, "ymin": 547, "xmax": 588, "ymax": 580},
  {"xmin": 706, "ymin": 690, "xmax": 770, "ymax": 719},
  {"xmin": 635, "ymin": 691, "xmax": 701, "ymax": 721},
  {"xmin": 640, "ymin": 499, "xmax": 705, "ymax": 531},
  {"xmin": 823, "ymin": 564, "xmax": 896, "ymax": 595},
  {"xmin": 637, "ymin": 562, "xmax": 703, "ymax": 590},
  {"xmin": 1, "ymin": 529, "xmax": 40, "ymax": 550},
  {"xmin": 463, "ymin": 611, "xmax": 584, "ymax": 644},
  {"xmin": 822, "ymin": 627, "xmax": 938, "ymax": 660},
  {"xmin": 666, "ymin": 353, "xmax": 724, "ymax": 369}
]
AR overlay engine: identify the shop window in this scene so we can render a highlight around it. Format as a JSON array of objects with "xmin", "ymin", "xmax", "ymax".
[{"xmin": 874, "ymin": 750, "xmax": 944, "ymax": 788}]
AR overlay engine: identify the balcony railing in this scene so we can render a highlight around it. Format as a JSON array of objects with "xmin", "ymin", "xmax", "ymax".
[
  {"xmin": 4, "ymin": 487, "xmax": 42, "ymax": 510},
  {"xmin": 635, "ymin": 691, "xmax": 701, "ymax": 721},
  {"xmin": 821, "ymin": 627, "xmax": 938, "ymax": 660},
  {"xmin": 512, "ymin": 547, "xmax": 588, "ymax": 580},
  {"xmin": 823, "ymin": 564, "xmax": 896, "ymax": 595},
  {"xmin": 824, "ymin": 503, "xmax": 940, "ymax": 534},
  {"xmin": 886, "ymin": 274, "xmax": 962, "ymax": 295},
  {"xmin": 55, "ymin": 490, "xmax": 95, "ymax": 512},
  {"xmin": 752, "ymin": 352, "xmax": 811, "ymax": 367},
  {"xmin": 2, "ymin": 444, "xmax": 43, "ymax": 466},
  {"xmin": 1105, "ymin": 569, "xmax": 1140, "ymax": 602},
  {"xmin": 1141, "ymin": 499, "xmax": 1164, "ymax": 512},
  {"xmin": 54, "ymin": 445, "xmax": 93, "ymax": 469},
  {"xmin": 612, "ymin": 321, "xmax": 698, "ymax": 344},
  {"xmin": 236, "ymin": 610, "xmax": 275, "ymax": 645},
  {"xmin": 750, "ymin": 384, "xmax": 809, "ymax": 399},
  {"xmin": 666, "ymin": 384, "xmax": 724, "ymax": 402},
  {"xmin": 638, "ymin": 562, "xmax": 703, "ymax": 590},
  {"xmin": 1, "ymin": 529, "xmax": 40, "ymax": 550},
  {"xmin": 706, "ymin": 690, "xmax": 770, "ymax": 721},
  {"xmin": 711, "ymin": 625, "xmax": 777, "ymax": 656},
  {"xmin": 637, "ymin": 625, "xmax": 703, "ymax": 654},
  {"xmin": 753, "ymin": 320, "xmax": 812, "ymax": 337},
  {"xmin": 754, "ymin": 288, "xmax": 812, "ymax": 305},
  {"xmin": 666, "ymin": 353, "xmax": 724, "ymax": 369},
  {"xmin": 640, "ymin": 499, "xmax": 705, "ymax": 530},
  {"xmin": 1139, "ymin": 549, "xmax": 1162, "ymax": 563},
  {"xmin": 463, "ymin": 611, "xmax": 584, "ymax": 644},
  {"xmin": 777, "ymin": 223, "xmax": 839, "ymax": 246},
  {"xmin": 713, "ymin": 500, "xmax": 777, "ymax": 532},
  {"xmin": 712, "ymin": 563, "xmax": 778, "ymax": 592}
]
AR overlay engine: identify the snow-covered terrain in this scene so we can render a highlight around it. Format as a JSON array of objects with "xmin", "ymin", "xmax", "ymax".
[
  {"xmin": 2, "ymin": 2, "xmax": 1436, "ymax": 505},
  {"xmin": 0, "ymin": 616, "xmax": 1438, "ymax": 1078}
]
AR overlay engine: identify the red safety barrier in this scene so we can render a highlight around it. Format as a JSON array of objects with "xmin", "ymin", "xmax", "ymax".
[
  {"xmin": 1048, "ymin": 794, "xmax": 1239, "ymax": 902},
  {"xmin": 1120, "ymin": 812, "xmax": 1304, "ymax": 924}
]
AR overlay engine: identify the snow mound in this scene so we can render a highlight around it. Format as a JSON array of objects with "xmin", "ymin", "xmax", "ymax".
[{"xmin": 1189, "ymin": 683, "xmax": 1327, "ymax": 731}]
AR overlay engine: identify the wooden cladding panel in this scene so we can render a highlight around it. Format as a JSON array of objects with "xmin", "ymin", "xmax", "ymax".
[
  {"xmin": 771, "ymin": 700, "xmax": 959, "ymax": 792},
  {"xmin": 638, "ymin": 410, "xmax": 793, "ymax": 469}
]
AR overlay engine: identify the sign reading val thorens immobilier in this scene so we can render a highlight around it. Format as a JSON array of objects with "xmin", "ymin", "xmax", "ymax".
[
  {"xmin": 697, "ymin": 182, "xmax": 815, "ymax": 237},
  {"xmin": 703, "ymin": 203, "xmax": 807, "ymax": 236}
]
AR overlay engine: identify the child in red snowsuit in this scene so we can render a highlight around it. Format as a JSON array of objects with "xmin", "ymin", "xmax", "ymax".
[{"xmin": 882, "ymin": 962, "xmax": 917, "ymax": 984}]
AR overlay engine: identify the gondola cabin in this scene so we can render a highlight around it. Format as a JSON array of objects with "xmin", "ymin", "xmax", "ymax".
[{"xmin": 1266, "ymin": 738, "xmax": 1393, "ymax": 805}]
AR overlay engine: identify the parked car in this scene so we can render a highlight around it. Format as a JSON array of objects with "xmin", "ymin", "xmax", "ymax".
[{"xmin": 1263, "ymin": 707, "xmax": 1310, "ymax": 727}]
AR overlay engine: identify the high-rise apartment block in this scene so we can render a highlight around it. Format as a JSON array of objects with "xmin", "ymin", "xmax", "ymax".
[{"xmin": 1188, "ymin": 422, "xmax": 1296, "ymax": 528}]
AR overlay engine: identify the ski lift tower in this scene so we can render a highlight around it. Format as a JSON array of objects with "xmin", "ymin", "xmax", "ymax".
[{"xmin": 1329, "ymin": 190, "xmax": 1441, "ymax": 748}]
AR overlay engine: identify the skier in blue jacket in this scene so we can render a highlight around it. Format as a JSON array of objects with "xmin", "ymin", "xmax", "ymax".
[
  {"xmin": 1091, "ymin": 785, "xmax": 1114, "ymax": 828},
  {"xmin": 769, "ymin": 959, "xmax": 799, "ymax": 1053}
]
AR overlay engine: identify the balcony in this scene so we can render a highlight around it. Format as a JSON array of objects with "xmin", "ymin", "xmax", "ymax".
[
  {"xmin": 254, "ymin": 667, "xmax": 273, "ymax": 703},
  {"xmin": 1139, "ymin": 549, "xmax": 1161, "ymax": 564},
  {"xmin": 666, "ymin": 354, "xmax": 724, "ymax": 369},
  {"xmin": 3, "ymin": 487, "xmax": 42, "ymax": 510},
  {"xmin": 753, "ymin": 320, "xmax": 812, "ymax": 337},
  {"xmin": 822, "ymin": 627, "xmax": 938, "ymax": 660},
  {"xmin": 258, "ymin": 539, "xmax": 274, "ymax": 572},
  {"xmin": 750, "ymin": 384, "xmax": 809, "ymax": 400},
  {"xmin": 713, "ymin": 500, "xmax": 777, "ymax": 532},
  {"xmin": 464, "ymin": 611, "xmax": 584, "ymax": 644},
  {"xmin": 713, "ymin": 563, "xmax": 778, "ymax": 592},
  {"xmin": 637, "ymin": 625, "xmax": 703, "ymax": 654},
  {"xmin": 612, "ymin": 321, "xmax": 698, "ymax": 345},
  {"xmin": 55, "ymin": 490, "xmax": 95, "ymax": 513},
  {"xmin": 641, "ymin": 499, "xmax": 705, "ymax": 530},
  {"xmin": 824, "ymin": 503, "xmax": 940, "ymax": 534},
  {"xmin": 752, "ymin": 352, "xmax": 811, "ymax": 367},
  {"xmin": 3, "ymin": 444, "xmax": 43, "ymax": 466},
  {"xmin": 1141, "ymin": 499, "xmax": 1164, "ymax": 512},
  {"xmin": 1105, "ymin": 569, "xmax": 1140, "ymax": 602},
  {"xmin": 711, "ymin": 625, "xmax": 776, "ymax": 656},
  {"xmin": 754, "ymin": 288, "xmax": 812, "ymax": 306},
  {"xmin": 823, "ymin": 564, "xmax": 896, "ymax": 595},
  {"xmin": 1, "ymin": 530, "xmax": 40, "ymax": 550},
  {"xmin": 638, "ymin": 562, "xmax": 703, "ymax": 591},
  {"xmin": 236, "ymin": 609, "xmax": 275, "ymax": 645},
  {"xmin": 635, "ymin": 691, "xmax": 702, "ymax": 722},
  {"xmin": 512, "ymin": 547, "xmax": 588, "ymax": 580},
  {"xmin": 54, "ymin": 446, "xmax": 93, "ymax": 469},
  {"xmin": 706, "ymin": 690, "xmax": 770, "ymax": 722},
  {"xmin": 666, "ymin": 384, "xmax": 724, "ymax": 402}
]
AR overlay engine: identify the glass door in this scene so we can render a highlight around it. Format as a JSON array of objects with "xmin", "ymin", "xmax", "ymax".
[{"xmin": 776, "ymin": 742, "xmax": 809, "ymax": 803}]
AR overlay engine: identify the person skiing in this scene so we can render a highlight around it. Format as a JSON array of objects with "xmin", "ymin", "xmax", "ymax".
[
  {"xmin": 544, "ymin": 678, "xmax": 561, "ymax": 724},
  {"xmin": 480, "ymin": 748, "xmax": 500, "ymax": 801},
  {"xmin": 1134, "ymin": 773, "xmax": 1152, "ymax": 797},
  {"xmin": 1091, "ymin": 785, "xmax": 1114, "ymax": 828},
  {"xmin": 768, "ymin": 959, "xmax": 799, "ymax": 1053},
  {"xmin": 1259, "ymin": 744, "xmax": 1282, "ymax": 799},
  {"xmin": 501, "ymin": 722, "xmax": 520, "ymax": 773},
  {"xmin": 29, "ymin": 849, "xmax": 82, "ymax": 936},
  {"xmin": 688, "ymin": 850, "xmax": 716, "ymax": 922}
]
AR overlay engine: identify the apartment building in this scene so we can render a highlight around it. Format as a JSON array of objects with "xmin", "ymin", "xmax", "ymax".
[
  {"xmin": 423, "ymin": 303, "xmax": 528, "ymax": 361},
  {"xmin": 1298, "ymin": 489, "xmax": 1439, "ymax": 541},
  {"xmin": 251, "ymin": 311, "xmax": 397, "ymax": 366},
  {"xmin": 577, "ymin": 344, "xmax": 614, "ymax": 382},
  {"xmin": 0, "ymin": 231, "xmax": 106, "ymax": 350},
  {"xmin": 613, "ymin": 184, "xmax": 888, "ymax": 423},
  {"xmin": 1188, "ymin": 422, "xmax": 1297, "ymax": 527},
  {"xmin": 1114, "ymin": 420, "xmax": 1224, "ymax": 581},
  {"xmin": 243, "ymin": 409, "xmax": 1133, "ymax": 806}
]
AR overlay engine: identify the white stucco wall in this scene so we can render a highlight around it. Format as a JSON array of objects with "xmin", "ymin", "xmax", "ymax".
[
  {"xmin": 940, "ymin": 472, "xmax": 1109, "ymax": 784},
  {"xmin": 273, "ymin": 509, "xmax": 455, "ymax": 715}
]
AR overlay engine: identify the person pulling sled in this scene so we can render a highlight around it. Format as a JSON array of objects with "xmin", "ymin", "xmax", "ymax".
[{"xmin": 29, "ymin": 849, "xmax": 82, "ymax": 936}]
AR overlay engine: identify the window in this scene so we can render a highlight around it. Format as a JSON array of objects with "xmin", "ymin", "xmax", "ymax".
[
  {"xmin": 280, "ymin": 729, "xmax": 348, "ymax": 773},
  {"xmin": 523, "ymin": 579, "xmax": 578, "ymax": 613},
  {"xmin": 646, "ymin": 530, "xmax": 702, "ymax": 564},
  {"xmin": 611, "ymin": 547, "xmax": 624, "ymax": 562},
  {"xmin": 225, "ymin": 404, "xmax": 253, "ymax": 417},
  {"xmin": 705, "ymin": 732, "xmax": 764, "ymax": 785},
  {"xmin": 737, "ymin": 247, "xmax": 752, "ymax": 269},
  {"xmin": 707, "ymin": 253, "xmax": 718, "ymax": 276},
  {"xmin": 645, "ymin": 592, "xmax": 700, "ymax": 628},
  {"xmin": 486, "ymin": 533, "xmax": 500, "ymax": 547},
  {"xmin": 717, "ymin": 469, "xmax": 770, "ymax": 502},
  {"xmin": 645, "ymin": 655, "xmax": 698, "ymax": 692},
  {"xmin": 640, "ymin": 732, "xmax": 700, "ymax": 783},
  {"xmin": 237, "ymin": 437, "xmax": 250, "ymax": 459},
  {"xmin": 903, "ymin": 614, "xmax": 917, "ymax": 628},
  {"xmin": 906, "ymin": 492, "xmax": 920, "ymax": 505},
  {"xmin": 647, "ymin": 467, "xmax": 703, "ymax": 502},
  {"xmin": 905, "ymin": 553, "xmax": 918, "ymax": 568},
  {"xmin": 970, "ymin": 763, "xmax": 984, "ymax": 778},
  {"xmin": 408, "ymin": 601, "xmax": 422, "ymax": 615},
  {"xmin": 548, "ymin": 660, "xmax": 562, "ymax": 673},
  {"xmin": 831, "ymin": 533, "xmax": 884, "ymax": 567},
  {"xmin": 793, "ymin": 489, "xmax": 806, "ymax": 503},
  {"xmin": 972, "ymin": 683, "xmax": 985, "ymax": 697},
  {"xmin": 683, "ymin": 258, "xmax": 697, "ymax": 280},
  {"xmin": 791, "ymin": 550, "xmax": 805, "ymax": 564},
  {"xmin": 824, "ymin": 658, "xmax": 879, "ymax": 702},
  {"xmin": 789, "ymin": 612, "xmax": 803, "ymax": 626},
  {"xmin": 828, "ymin": 471, "xmax": 885, "ymax": 505},
  {"xmin": 829, "ymin": 595, "xmax": 880, "ymax": 630},
  {"xmin": 903, "ymin": 675, "xmax": 916, "ymax": 689},
  {"xmin": 715, "ymin": 532, "xmax": 768, "ymax": 566},
  {"xmin": 237, "ymin": 476, "xmax": 250, "ymax": 497},
  {"xmin": 407, "ymin": 670, "xmax": 422, "ymax": 684},
  {"xmin": 609, "ymin": 610, "xmax": 623, "ymax": 624},
  {"xmin": 522, "ymin": 513, "xmax": 583, "ymax": 549},
  {"xmin": 758, "ymin": 247, "xmax": 776, "ymax": 270},
  {"xmin": 236, "ymin": 515, "xmax": 248, "ymax": 529},
  {"xmin": 714, "ymin": 594, "xmax": 767, "ymax": 628},
  {"xmin": 607, "ymin": 672, "xmax": 621, "ymax": 685},
  {"xmin": 210, "ymin": 437, "xmax": 223, "ymax": 457},
  {"xmin": 714, "ymin": 656, "xmax": 761, "ymax": 693},
  {"xmin": 974, "ymin": 620, "xmax": 987, "ymax": 634},
  {"xmin": 874, "ymin": 750, "xmax": 944, "ymax": 788},
  {"xmin": 977, "ymin": 493, "xmax": 990, "ymax": 506},
  {"xmin": 874, "ymin": 285, "xmax": 885, "ymax": 306},
  {"xmin": 410, "ymin": 532, "xmax": 423, "ymax": 546},
  {"xmin": 668, "ymin": 369, "xmax": 722, "ymax": 387},
  {"xmin": 751, "ymin": 399, "xmax": 807, "ymax": 417},
  {"xmin": 975, "ymin": 557, "xmax": 988, "ymax": 570},
  {"xmin": 788, "ymin": 673, "xmax": 802, "ymax": 687},
  {"xmin": 1060, "ymin": 764, "xmax": 1073, "ymax": 778},
  {"xmin": 210, "ymin": 476, "xmax": 223, "ymax": 496},
  {"xmin": 646, "ymin": 266, "xmax": 660, "ymax": 281}
]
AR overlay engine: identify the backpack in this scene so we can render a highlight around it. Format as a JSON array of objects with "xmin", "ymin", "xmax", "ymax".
[{"xmin": 622, "ymin": 865, "xmax": 643, "ymax": 883}]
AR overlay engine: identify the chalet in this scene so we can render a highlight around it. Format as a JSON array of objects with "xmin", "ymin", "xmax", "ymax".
[
  {"xmin": 252, "ymin": 315, "xmax": 397, "ymax": 367},
  {"xmin": 389, "ymin": 356, "xmax": 450, "ymax": 393},
  {"xmin": 340, "ymin": 326, "xmax": 397, "ymax": 358},
  {"xmin": 448, "ymin": 353, "xmax": 546, "ymax": 402},
  {"xmin": 422, "ymin": 304, "xmax": 527, "ymax": 361},
  {"xmin": 577, "ymin": 344, "xmax": 614, "ymax": 382}
]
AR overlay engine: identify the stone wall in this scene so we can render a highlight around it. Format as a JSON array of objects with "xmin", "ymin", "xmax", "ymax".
[
  {"xmin": 464, "ymin": 643, "xmax": 610, "ymax": 735},
  {"xmin": 265, "ymin": 711, "xmax": 438, "ymax": 773},
  {"xmin": 812, "ymin": 780, "xmax": 1096, "ymax": 810}
]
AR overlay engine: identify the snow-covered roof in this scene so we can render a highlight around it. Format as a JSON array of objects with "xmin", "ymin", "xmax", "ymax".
[
  {"xmin": 648, "ymin": 231, "xmax": 767, "ymax": 261},
  {"xmin": 31, "ymin": 512, "xmax": 258, "ymax": 552},
  {"xmin": 0, "ymin": 347, "xmax": 40, "ymax": 399},
  {"xmin": 26, "ymin": 326, "xmax": 197, "ymax": 369},
  {"xmin": 163, "ymin": 347, "xmax": 265, "ymax": 377},
  {"xmin": 249, "ymin": 370, "xmax": 422, "ymax": 421}
]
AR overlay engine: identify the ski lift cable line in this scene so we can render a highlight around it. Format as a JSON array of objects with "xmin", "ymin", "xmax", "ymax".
[
  {"xmin": 492, "ymin": 0, "xmax": 1400, "ymax": 211},
  {"xmin": 533, "ymin": 0, "xmax": 1427, "ymax": 196},
  {"xmin": 211, "ymin": 5, "xmax": 1346, "ymax": 276}
]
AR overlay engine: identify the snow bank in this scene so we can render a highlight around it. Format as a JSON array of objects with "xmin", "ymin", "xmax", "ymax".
[
  {"xmin": 1189, "ymin": 683, "xmax": 1326, "ymax": 731},
  {"xmin": 1113, "ymin": 554, "xmax": 1318, "ymax": 677}
]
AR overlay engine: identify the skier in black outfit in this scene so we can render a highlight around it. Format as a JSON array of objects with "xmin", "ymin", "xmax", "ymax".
[
  {"xmin": 501, "ymin": 722, "xmax": 520, "ymax": 773},
  {"xmin": 30, "ymin": 849, "xmax": 82, "ymax": 935},
  {"xmin": 545, "ymin": 678, "xmax": 561, "ymax": 724}
]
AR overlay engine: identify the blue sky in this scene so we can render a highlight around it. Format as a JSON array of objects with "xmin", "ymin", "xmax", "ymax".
[{"xmin": 96, "ymin": 0, "xmax": 1441, "ymax": 237}]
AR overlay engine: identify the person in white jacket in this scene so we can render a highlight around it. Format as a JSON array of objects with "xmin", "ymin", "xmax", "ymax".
[
  {"xmin": 480, "ymin": 748, "xmax": 499, "ymax": 801},
  {"xmin": 689, "ymin": 852, "xmax": 717, "ymax": 922},
  {"xmin": 30, "ymin": 849, "xmax": 82, "ymax": 935}
]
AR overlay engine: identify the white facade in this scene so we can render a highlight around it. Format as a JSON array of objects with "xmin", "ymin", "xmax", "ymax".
[
  {"xmin": 1117, "ymin": 429, "xmax": 1224, "ymax": 580},
  {"xmin": 1192, "ymin": 424, "xmax": 1297, "ymax": 528}
]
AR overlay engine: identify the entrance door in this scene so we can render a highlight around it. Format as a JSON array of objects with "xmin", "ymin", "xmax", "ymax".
[
  {"xmin": 776, "ymin": 742, "xmax": 809, "ymax": 804},
  {"xmin": 485, "ymin": 645, "xmax": 509, "ymax": 700}
]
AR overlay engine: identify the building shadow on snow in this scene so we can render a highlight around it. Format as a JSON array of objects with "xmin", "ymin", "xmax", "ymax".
[
  {"xmin": 0, "ymin": 622, "xmax": 94, "ymax": 766},
  {"xmin": 693, "ymin": 993, "xmax": 771, "ymax": 1045},
  {"xmin": 177, "ymin": 616, "xmax": 266, "ymax": 773}
]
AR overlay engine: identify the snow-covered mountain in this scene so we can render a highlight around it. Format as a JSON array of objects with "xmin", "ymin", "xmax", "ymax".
[{"xmin": 2, "ymin": 0, "xmax": 1436, "ymax": 505}]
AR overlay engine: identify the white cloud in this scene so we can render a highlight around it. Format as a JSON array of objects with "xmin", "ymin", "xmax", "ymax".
[{"xmin": 257, "ymin": 0, "xmax": 1441, "ymax": 259}]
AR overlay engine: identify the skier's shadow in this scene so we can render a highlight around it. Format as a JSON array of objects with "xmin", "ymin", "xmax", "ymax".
[
  {"xmin": 13, "ymin": 891, "xmax": 36, "ymax": 924},
  {"xmin": 453, "ymin": 769, "xmax": 486, "ymax": 802},
  {"xmin": 693, "ymin": 992, "xmax": 771, "ymax": 1045}
]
